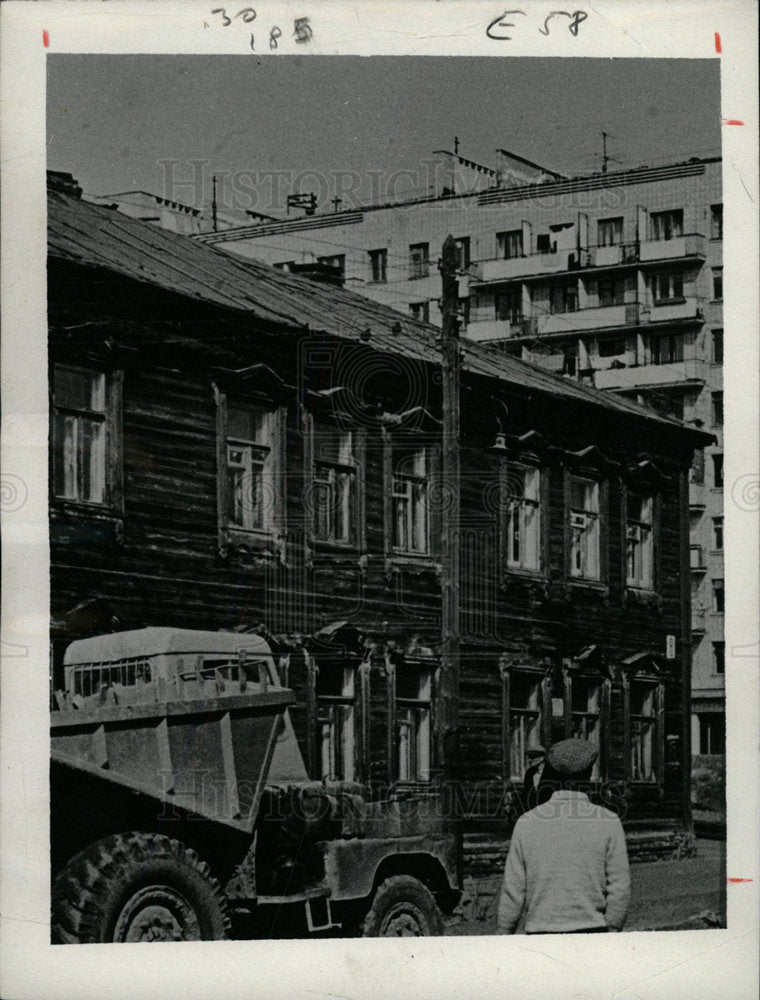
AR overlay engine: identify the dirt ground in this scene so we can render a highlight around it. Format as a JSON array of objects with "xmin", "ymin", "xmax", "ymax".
[{"xmin": 445, "ymin": 838, "xmax": 726, "ymax": 935}]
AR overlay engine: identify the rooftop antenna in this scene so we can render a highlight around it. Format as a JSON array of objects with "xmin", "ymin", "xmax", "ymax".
[
  {"xmin": 331, "ymin": 195, "xmax": 342, "ymax": 213},
  {"xmin": 212, "ymin": 174, "xmax": 218, "ymax": 232},
  {"xmin": 601, "ymin": 132, "xmax": 609, "ymax": 174},
  {"xmin": 454, "ymin": 136, "xmax": 460, "ymax": 155}
]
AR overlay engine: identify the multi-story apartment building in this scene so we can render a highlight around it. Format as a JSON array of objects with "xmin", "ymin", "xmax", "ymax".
[{"xmin": 196, "ymin": 151, "xmax": 725, "ymax": 757}]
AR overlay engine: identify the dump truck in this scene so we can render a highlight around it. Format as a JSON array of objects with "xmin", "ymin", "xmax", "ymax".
[{"xmin": 50, "ymin": 628, "xmax": 461, "ymax": 942}]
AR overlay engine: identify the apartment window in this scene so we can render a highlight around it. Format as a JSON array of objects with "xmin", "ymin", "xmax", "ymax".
[
  {"xmin": 710, "ymin": 203, "xmax": 723, "ymax": 240},
  {"xmin": 712, "ymin": 516, "xmax": 724, "ymax": 550},
  {"xmin": 52, "ymin": 366, "xmax": 109, "ymax": 505},
  {"xmin": 392, "ymin": 446, "xmax": 430, "ymax": 555},
  {"xmin": 495, "ymin": 289, "xmax": 522, "ymax": 324},
  {"xmin": 598, "ymin": 278, "xmax": 625, "ymax": 307},
  {"xmin": 497, "ymin": 229, "xmax": 523, "ymax": 259},
  {"xmin": 454, "ymin": 236, "xmax": 471, "ymax": 270},
  {"xmin": 626, "ymin": 493, "xmax": 654, "ymax": 590},
  {"xmin": 650, "ymin": 209, "xmax": 683, "ymax": 241},
  {"xmin": 505, "ymin": 465, "xmax": 541, "ymax": 572},
  {"xmin": 224, "ymin": 404, "xmax": 277, "ymax": 533},
  {"xmin": 712, "ymin": 329, "xmax": 724, "ymax": 364},
  {"xmin": 507, "ymin": 673, "xmax": 543, "ymax": 781},
  {"xmin": 598, "ymin": 337, "xmax": 626, "ymax": 359},
  {"xmin": 597, "ymin": 217, "xmax": 623, "ymax": 246},
  {"xmin": 649, "ymin": 333, "xmax": 684, "ymax": 365},
  {"xmin": 712, "ymin": 453, "xmax": 724, "ymax": 488},
  {"xmin": 713, "ymin": 641, "xmax": 725, "ymax": 675},
  {"xmin": 409, "ymin": 242, "xmax": 429, "ymax": 279},
  {"xmin": 628, "ymin": 681, "xmax": 658, "ymax": 781},
  {"xmin": 550, "ymin": 282, "xmax": 578, "ymax": 314},
  {"xmin": 316, "ymin": 662, "xmax": 355, "ymax": 781},
  {"xmin": 712, "ymin": 578, "xmax": 725, "ymax": 614},
  {"xmin": 569, "ymin": 678, "xmax": 602, "ymax": 779},
  {"xmin": 569, "ymin": 476, "xmax": 600, "ymax": 580},
  {"xmin": 652, "ymin": 272, "xmax": 684, "ymax": 302},
  {"xmin": 712, "ymin": 391, "xmax": 724, "ymax": 426},
  {"xmin": 699, "ymin": 714, "xmax": 725, "ymax": 755},
  {"xmin": 313, "ymin": 424, "xmax": 359, "ymax": 545},
  {"xmin": 368, "ymin": 248, "xmax": 387, "ymax": 283},
  {"xmin": 712, "ymin": 267, "xmax": 723, "ymax": 300},
  {"xmin": 396, "ymin": 664, "xmax": 431, "ymax": 782},
  {"xmin": 409, "ymin": 301, "xmax": 430, "ymax": 323},
  {"xmin": 317, "ymin": 254, "xmax": 345, "ymax": 278}
]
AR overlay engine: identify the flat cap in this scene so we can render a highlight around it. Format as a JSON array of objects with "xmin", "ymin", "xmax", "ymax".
[
  {"xmin": 546, "ymin": 738, "xmax": 598, "ymax": 776},
  {"xmin": 526, "ymin": 745, "xmax": 546, "ymax": 758}
]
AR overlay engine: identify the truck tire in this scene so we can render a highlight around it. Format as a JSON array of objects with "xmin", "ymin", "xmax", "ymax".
[
  {"xmin": 361, "ymin": 875, "xmax": 444, "ymax": 937},
  {"xmin": 52, "ymin": 833, "xmax": 229, "ymax": 943}
]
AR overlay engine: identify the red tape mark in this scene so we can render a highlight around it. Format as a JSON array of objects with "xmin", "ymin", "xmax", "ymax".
[
  {"xmin": 714, "ymin": 32, "xmax": 721, "ymax": 53},
  {"xmin": 724, "ymin": 119, "xmax": 745, "ymax": 126},
  {"xmin": 42, "ymin": 29, "xmax": 49, "ymax": 47},
  {"xmin": 728, "ymin": 878, "xmax": 753, "ymax": 883}
]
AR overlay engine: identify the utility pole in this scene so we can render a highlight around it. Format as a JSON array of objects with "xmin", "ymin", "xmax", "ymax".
[
  {"xmin": 601, "ymin": 131, "xmax": 609, "ymax": 174},
  {"xmin": 439, "ymin": 235, "xmax": 461, "ymax": 828},
  {"xmin": 212, "ymin": 174, "xmax": 218, "ymax": 232}
]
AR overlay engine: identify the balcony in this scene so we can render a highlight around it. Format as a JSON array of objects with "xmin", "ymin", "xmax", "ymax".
[
  {"xmin": 537, "ymin": 301, "xmax": 640, "ymax": 335},
  {"xmin": 592, "ymin": 242, "xmax": 639, "ymax": 268},
  {"xmin": 639, "ymin": 233, "xmax": 706, "ymax": 263},
  {"xmin": 593, "ymin": 358, "xmax": 705, "ymax": 391},
  {"xmin": 473, "ymin": 250, "xmax": 580, "ymax": 284},
  {"xmin": 644, "ymin": 296, "xmax": 702, "ymax": 324},
  {"xmin": 690, "ymin": 544, "xmax": 707, "ymax": 572},
  {"xmin": 692, "ymin": 606, "xmax": 707, "ymax": 634}
]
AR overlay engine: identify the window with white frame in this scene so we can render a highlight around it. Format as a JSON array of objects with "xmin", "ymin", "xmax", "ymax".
[
  {"xmin": 392, "ymin": 446, "xmax": 430, "ymax": 555},
  {"xmin": 505, "ymin": 465, "xmax": 541, "ymax": 572},
  {"xmin": 597, "ymin": 216, "xmax": 623, "ymax": 246},
  {"xmin": 497, "ymin": 229, "xmax": 523, "ymax": 259},
  {"xmin": 313, "ymin": 424, "xmax": 358, "ymax": 545},
  {"xmin": 650, "ymin": 209, "xmax": 683, "ymax": 241},
  {"xmin": 225, "ymin": 404, "xmax": 276, "ymax": 532},
  {"xmin": 569, "ymin": 476, "xmax": 601, "ymax": 580},
  {"xmin": 569, "ymin": 677, "xmax": 602, "ymax": 779},
  {"xmin": 52, "ymin": 366, "xmax": 108, "ymax": 504},
  {"xmin": 628, "ymin": 680, "xmax": 658, "ymax": 781},
  {"xmin": 369, "ymin": 248, "xmax": 387, "ymax": 283},
  {"xmin": 508, "ymin": 672, "xmax": 543, "ymax": 781},
  {"xmin": 626, "ymin": 492, "xmax": 654, "ymax": 590},
  {"xmin": 395, "ymin": 665, "xmax": 431, "ymax": 782},
  {"xmin": 316, "ymin": 662, "xmax": 355, "ymax": 781}
]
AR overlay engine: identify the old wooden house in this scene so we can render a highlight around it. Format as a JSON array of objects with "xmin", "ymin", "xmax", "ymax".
[{"xmin": 48, "ymin": 174, "xmax": 711, "ymax": 868}]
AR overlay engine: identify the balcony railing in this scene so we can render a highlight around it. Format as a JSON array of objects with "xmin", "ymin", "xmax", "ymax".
[
  {"xmin": 690, "ymin": 544, "xmax": 707, "ymax": 571},
  {"xmin": 692, "ymin": 606, "xmax": 707, "ymax": 633},
  {"xmin": 639, "ymin": 233, "xmax": 706, "ymax": 262},
  {"xmin": 593, "ymin": 358, "xmax": 705, "ymax": 390},
  {"xmin": 644, "ymin": 296, "xmax": 702, "ymax": 323},
  {"xmin": 470, "ymin": 234, "xmax": 706, "ymax": 285},
  {"xmin": 537, "ymin": 301, "xmax": 640, "ymax": 335}
]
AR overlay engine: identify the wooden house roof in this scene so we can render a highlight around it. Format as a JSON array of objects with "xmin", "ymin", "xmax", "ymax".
[{"xmin": 47, "ymin": 187, "xmax": 710, "ymax": 443}]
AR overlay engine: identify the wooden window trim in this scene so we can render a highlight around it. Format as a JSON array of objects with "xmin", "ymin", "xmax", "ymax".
[
  {"xmin": 383, "ymin": 427, "xmax": 441, "ymax": 571},
  {"xmin": 501, "ymin": 460, "xmax": 546, "ymax": 580},
  {"xmin": 622, "ymin": 668, "xmax": 665, "ymax": 787},
  {"xmin": 214, "ymin": 384, "xmax": 286, "ymax": 558},
  {"xmin": 306, "ymin": 412, "xmax": 366, "ymax": 557},
  {"xmin": 561, "ymin": 659, "xmax": 611, "ymax": 782},
  {"xmin": 564, "ymin": 467, "xmax": 609, "ymax": 588},
  {"xmin": 50, "ymin": 363, "xmax": 124, "ymax": 525},
  {"xmin": 499, "ymin": 659, "xmax": 550, "ymax": 784},
  {"xmin": 622, "ymin": 485, "xmax": 660, "ymax": 594}
]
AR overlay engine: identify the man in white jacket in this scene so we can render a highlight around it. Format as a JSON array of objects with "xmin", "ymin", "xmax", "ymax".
[{"xmin": 497, "ymin": 738, "xmax": 630, "ymax": 934}]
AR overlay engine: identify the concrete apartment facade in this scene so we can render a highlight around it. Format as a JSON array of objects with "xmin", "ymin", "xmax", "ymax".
[{"xmin": 194, "ymin": 152, "xmax": 725, "ymax": 755}]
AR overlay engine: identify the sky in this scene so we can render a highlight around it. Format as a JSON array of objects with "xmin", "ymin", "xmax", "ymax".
[{"xmin": 47, "ymin": 56, "xmax": 721, "ymax": 214}]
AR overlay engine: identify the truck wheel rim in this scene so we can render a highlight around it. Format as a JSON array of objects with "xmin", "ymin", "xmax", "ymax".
[
  {"xmin": 379, "ymin": 902, "xmax": 428, "ymax": 936},
  {"xmin": 114, "ymin": 886, "xmax": 201, "ymax": 942}
]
